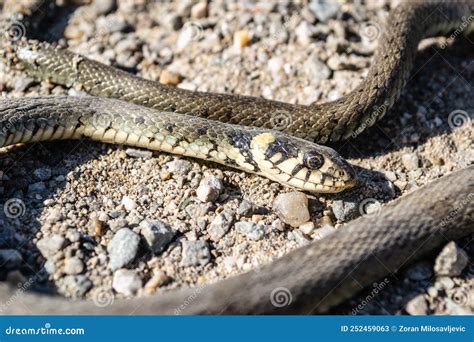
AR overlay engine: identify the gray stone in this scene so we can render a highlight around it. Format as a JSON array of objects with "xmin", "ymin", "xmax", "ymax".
[
  {"xmin": 196, "ymin": 176, "xmax": 224, "ymax": 202},
  {"xmin": 125, "ymin": 148, "xmax": 152, "ymax": 159},
  {"xmin": 121, "ymin": 196, "xmax": 137, "ymax": 211},
  {"xmin": 63, "ymin": 275, "xmax": 92, "ymax": 298},
  {"xmin": 181, "ymin": 240, "xmax": 211, "ymax": 267},
  {"xmin": 107, "ymin": 228, "xmax": 140, "ymax": 271},
  {"xmin": 64, "ymin": 257, "xmax": 84, "ymax": 275},
  {"xmin": 434, "ymin": 241, "xmax": 469, "ymax": 276},
  {"xmin": 401, "ymin": 153, "xmax": 420, "ymax": 171},
  {"xmin": 237, "ymin": 200, "xmax": 266, "ymax": 217},
  {"xmin": 308, "ymin": 0, "xmax": 340, "ymax": 22},
  {"xmin": 314, "ymin": 224, "xmax": 336, "ymax": 239},
  {"xmin": 235, "ymin": 221, "xmax": 265, "ymax": 241},
  {"xmin": 90, "ymin": 0, "xmax": 117, "ymax": 16},
  {"xmin": 37, "ymin": 235, "xmax": 66, "ymax": 259},
  {"xmin": 405, "ymin": 294, "xmax": 429, "ymax": 315},
  {"xmin": 299, "ymin": 221, "xmax": 315, "ymax": 235},
  {"xmin": 166, "ymin": 159, "xmax": 192, "ymax": 175},
  {"xmin": 14, "ymin": 76, "xmax": 35, "ymax": 92},
  {"xmin": 332, "ymin": 199, "xmax": 359, "ymax": 221},
  {"xmin": 303, "ymin": 54, "xmax": 331, "ymax": 83},
  {"xmin": 273, "ymin": 192, "xmax": 310, "ymax": 227},
  {"xmin": 139, "ymin": 219, "xmax": 176, "ymax": 254},
  {"xmin": 208, "ymin": 211, "xmax": 234, "ymax": 241},
  {"xmin": 0, "ymin": 249, "xmax": 22, "ymax": 269},
  {"xmin": 28, "ymin": 182, "xmax": 46, "ymax": 193},
  {"xmin": 290, "ymin": 230, "xmax": 311, "ymax": 246},
  {"xmin": 112, "ymin": 269, "xmax": 142, "ymax": 296},
  {"xmin": 33, "ymin": 168, "xmax": 52, "ymax": 181}
]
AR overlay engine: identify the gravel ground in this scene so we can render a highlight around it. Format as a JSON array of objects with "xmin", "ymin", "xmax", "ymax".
[{"xmin": 0, "ymin": 0, "xmax": 472, "ymax": 315}]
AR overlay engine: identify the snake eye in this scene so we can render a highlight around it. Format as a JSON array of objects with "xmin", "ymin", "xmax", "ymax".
[{"xmin": 304, "ymin": 152, "xmax": 324, "ymax": 169}]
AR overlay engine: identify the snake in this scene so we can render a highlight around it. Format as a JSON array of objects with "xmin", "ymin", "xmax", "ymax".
[{"xmin": 0, "ymin": 0, "xmax": 472, "ymax": 313}]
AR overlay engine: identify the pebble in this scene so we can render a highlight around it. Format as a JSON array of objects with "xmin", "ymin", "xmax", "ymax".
[
  {"xmin": 234, "ymin": 30, "xmax": 251, "ymax": 49},
  {"xmin": 290, "ymin": 230, "xmax": 311, "ymax": 246},
  {"xmin": 331, "ymin": 199, "xmax": 358, "ymax": 221},
  {"xmin": 14, "ymin": 76, "xmax": 35, "ymax": 92},
  {"xmin": 139, "ymin": 219, "xmax": 176, "ymax": 254},
  {"xmin": 62, "ymin": 275, "xmax": 92, "ymax": 298},
  {"xmin": 237, "ymin": 200, "xmax": 265, "ymax": 217},
  {"xmin": 107, "ymin": 228, "xmax": 141, "ymax": 271},
  {"xmin": 273, "ymin": 192, "xmax": 310, "ymax": 227},
  {"xmin": 63, "ymin": 256, "xmax": 84, "ymax": 275},
  {"xmin": 112, "ymin": 269, "xmax": 142, "ymax": 296},
  {"xmin": 405, "ymin": 262, "xmax": 433, "ymax": 281},
  {"xmin": 434, "ymin": 241, "xmax": 468, "ymax": 276},
  {"xmin": 208, "ymin": 211, "xmax": 234, "ymax": 242},
  {"xmin": 436, "ymin": 277, "xmax": 455, "ymax": 290},
  {"xmin": 121, "ymin": 196, "xmax": 137, "ymax": 211},
  {"xmin": 191, "ymin": 1, "xmax": 208, "ymax": 18},
  {"xmin": 314, "ymin": 224, "xmax": 337, "ymax": 239},
  {"xmin": 196, "ymin": 176, "xmax": 224, "ymax": 202},
  {"xmin": 405, "ymin": 294, "xmax": 429, "ymax": 315},
  {"xmin": 303, "ymin": 54, "xmax": 331, "ymax": 83},
  {"xmin": 181, "ymin": 240, "xmax": 211, "ymax": 267},
  {"xmin": 89, "ymin": 0, "xmax": 117, "ymax": 16},
  {"xmin": 0, "ymin": 249, "xmax": 22, "ymax": 269},
  {"xmin": 401, "ymin": 153, "xmax": 420, "ymax": 171},
  {"xmin": 299, "ymin": 221, "xmax": 315, "ymax": 235},
  {"xmin": 308, "ymin": 0, "xmax": 340, "ymax": 22},
  {"xmin": 125, "ymin": 148, "xmax": 153, "ymax": 159},
  {"xmin": 33, "ymin": 168, "xmax": 52, "ymax": 181},
  {"xmin": 166, "ymin": 159, "xmax": 192, "ymax": 175},
  {"xmin": 36, "ymin": 235, "xmax": 66, "ymax": 259},
  {"xmin": 235, "ymin": 221, "xmax": 265, "ymax": 241},
  {"xmin": 159, "ymin": 69, "xmax": 182, "ymax": 86},
  {"xmin": 28, "ymin": 182, "xmax": 46, "ymax": 193},
  {"xmin": 144, "ymin": 270, "xmax": 169, "ymax": 294}
]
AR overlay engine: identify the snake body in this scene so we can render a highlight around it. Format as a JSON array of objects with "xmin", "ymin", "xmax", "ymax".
[{"xmin": 0, "ymin": 0, "xmax": 473, "ymax": 313}]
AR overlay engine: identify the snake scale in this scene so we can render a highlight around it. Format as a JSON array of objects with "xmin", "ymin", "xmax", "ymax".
[{"xmin": 0, "ymin": 0, "xmax": 473, "ymax": 314}]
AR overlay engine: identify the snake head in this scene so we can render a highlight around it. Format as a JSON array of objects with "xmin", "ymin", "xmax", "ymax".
[{"xmin": 250, "ymin": 132, "xmax": 356, "ymax": 193}]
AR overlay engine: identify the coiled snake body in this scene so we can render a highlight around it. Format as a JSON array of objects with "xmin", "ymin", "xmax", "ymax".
[{"xmin": 0, "ymin": 0, "xmax": 473, "ymax": 314}]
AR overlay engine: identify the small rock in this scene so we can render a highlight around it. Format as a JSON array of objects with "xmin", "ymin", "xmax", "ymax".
[
  {"xmin": 62, "ymin": 275, "xmax": 92, "ymax": 298},
  {"xmin": 196, "ymin": 176, "xmax": 223, "ymax": 202},
  {"xmin": 208, "ymin": 211, "xmax": 234, "ymax": 241},
  {"xmin": 28, "ymin": 182, "xmax": 46, "ymax": 193},
  {"xmin": 125, "ymin": 148, "xmax": 153, "ymax": 159},
  {"xmin": 434, "ymin": 241, "xmax": 469, "ymax": 277},
  {"xmin": 235, "ymin": 221, "xmax": 265, "ymax": 241},
  {"xmin": 291, "ymin": 230, "xmax": 311, "ymax": 246},
  {"xmin": 112, "ymin": 269, "xmax": 142, "ymax": 296},
  {"xmin": 332, "ymin": 199, "xmax": 358, "ymax": 221},
  {"xmin": 314, "ymin": 224, "xmax": 336, "ymax": 239},
  {"xmin": 144, "ymin": 270, "xmax": 169, "ymax": 294},
  {"xmin": 234, "ymin": 30, "xmax": 251, "ymax": 49},
  {"xmin": 405, "ymin": 294, "xmax": 429, "ymax": 315},
  {"xmin": 405, "ymin": 262, "xmax": 433, "ymax": 281},
  {"xmin": 181, "ymin": 240, "xmax": 211, "ymax": 267},
  {"xmin": 384, "ymin": 170, "xmax": 397, "ymax": 182},
  {"xmin": 33, "ymin": 168, "xmax": 52, "ymax": 181},
  {"xmin": 273, "ymin": 192, "xmax": 310, "ymax": 227},
  {"xmin": 237, "ymin": 200, "xmax": 266, "ymax": 217},
  {"xmin": 436, "ymin": 277, "xmax": 455, "ymax": 290},
  {"xmin": 191, "ymin": 1, "xmax": 208, "ymax": 18},
  {"xmin": 139, "ymin": 219, "xmax": 176, "ymax": 254},
  {"xmin": 63, "ymin": 256, "xmax": 84, "ymax": 275},
  {"xmin": 89, "ymin": 0, "xmax": 117, "ymax": 16},
  {"xmin": 166, "ymin": 159, "xmax": 192, "ymax": 175},
  {"xmin": 107, "ymin": 228, "xmax": 140, "ymax": 271},
  {"xmin": 121, "ymin": 196, "xmax": 137, "ymax": 211},
  {"xmin": 303, "ymin": 54, "xmax": 331, "ymax": 83},
  {"xmin": 36, "ymin": 235, "xmax": 66, "ymax": 258},
  {"xmin": 159, "ymin": 69, "xmax": 182, "ymax": 86},
  {"xmin": 299, "ymin": 222, "xmax": 315, "ymax": 235},
  {"xmin": 0, "ymin": 249, "xmax": 22, "ymax": 269},
  {"xmin": 14, "ymin": 76, "xmax": 35, "ymax": 92},
  {"xmin": 401, "ymin": 153, "xmax": 419, "ymax": 171},
  {"xmin": 308, "ymin": 0, "xmax": 340, "ymax": 22}
]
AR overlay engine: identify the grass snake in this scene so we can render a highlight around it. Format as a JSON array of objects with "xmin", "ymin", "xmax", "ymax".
[{"xmin": 0, "ymin": 0, "xmax": 472, "ymax": 314}]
